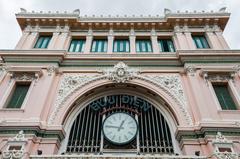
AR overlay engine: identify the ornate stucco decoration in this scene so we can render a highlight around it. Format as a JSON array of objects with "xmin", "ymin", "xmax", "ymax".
[
  {"xmin": 48, "ymin": 74, "xmax": 105, "ymax": 124},
  {"xmin": 212, "ymin": 132, "xmax": 238, "ymax": 159},
  {"xmin": 104, "ymin": 62, "xmax": 139, "ymax": 83},
  {"xmin": 136, "ymin": 74, "xmax": 193, "ymax": 125},
  {"xmin": 48, "ymin": 62, "xmax": 192, "ymax": 126},
  {"xmin": 3, "ymin": 131, "xmax": 27, "ymax": 159}
]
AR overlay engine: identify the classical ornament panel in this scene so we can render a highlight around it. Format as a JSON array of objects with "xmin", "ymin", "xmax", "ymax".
[
  {"xmin": 48, "ymin": 62, "xmax": 193, "ymax": 126},
  {"xmin": 136, "ymin": 74, "xmax": 193, "ymax": 125}
]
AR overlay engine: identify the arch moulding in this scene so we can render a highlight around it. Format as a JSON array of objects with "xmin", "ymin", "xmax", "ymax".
[{"xmin": 47, "ymin": 62, "xmax": 193, "ymax": 126}]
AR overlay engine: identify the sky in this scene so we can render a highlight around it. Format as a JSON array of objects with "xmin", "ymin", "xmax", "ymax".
[{"xmin": 0, "ymin": 0, "xmax": 239, "ymax": 49}]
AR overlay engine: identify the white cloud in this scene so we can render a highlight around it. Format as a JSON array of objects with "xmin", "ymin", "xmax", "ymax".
[{"xmin": 0, "ymin": 0, "xmax": 239, "ymax": 49}]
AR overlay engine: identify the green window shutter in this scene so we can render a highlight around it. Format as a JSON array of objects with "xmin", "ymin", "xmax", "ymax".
[
  {"xmin": 126, "ymin": 40, "xmax": 130, "ymax": 52},
  {"xmin": 7, "ymin": 83, "xmax": 30, "ymax": 108},
  {"xmin": 193, "ymin": 36, "xmax": 210, "ymax": 49},
  {"xmin": 167, "ymin": 40, "xmax": 175, "ymax": 52},
  {"xmin": 158, "ymin": 39, "xmax": 175, "ymax": 52},
  {"xmin": 159, "ymin": 40, "xmax": 164, "ymax": 52},
  {"xmin": 212, "ymin": 84, "xmax": 237, "ymax": 110},
  {"xmin": 91, "ymin": 40, "xmax": 97, "ymax": 52},
  {"xmin": 69, "ymin": 40, "xmax": 86, "ymax": 52},
  {"xmin": 136, "ymin": 40, "xmax": 152, "ymax": 52},
  {"xmin": 91, "ymin": 39, "xmax": 107, "ymax": 52},
  {"xmin": 34, "ymin": 36, "xmax": 51, "ymax": 48}
]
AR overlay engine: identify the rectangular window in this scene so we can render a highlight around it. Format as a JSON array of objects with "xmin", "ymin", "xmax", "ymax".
[
  {"xmin": 91, "ymin": 39, "xmax": 107, "ymax": 52},
  {"xmin": 212, "ymin": 83, "xmax": 237, "ymax": 110},
  {"xmin": 136, "ymin": 40, "xmax": 152, "ymax": 52},
  {"xmin": 68, "ymin": 39, "xmax": 86, "ymax": 52},
  {"xmin": 192, "ymin": 35, "xmax": 210, "ymax": 49},
  {"xmin": 113, "ymin": 39, "xmax": 130, "ymax": 52},
  {"xmin": 6, "ymin": 83, "xmax": 31, "ymax": 109},
  {"xmin": 34, "ymin": 36, "xmax": 51, "ymax": 49},
  {"xmin": 158, "ymin": 39, "xmax": 175, "ymax": 52}
]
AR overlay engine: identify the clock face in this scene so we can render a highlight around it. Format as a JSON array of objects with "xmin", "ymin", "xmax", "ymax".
[{"xmin": 103, "ymin": 112, "xmax": 138, "ymax": 145}]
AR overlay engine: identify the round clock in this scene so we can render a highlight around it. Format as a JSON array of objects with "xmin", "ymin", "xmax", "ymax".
[{"xmin": 102, "ymin": 112, "xmax": 138, "ymax": 145}]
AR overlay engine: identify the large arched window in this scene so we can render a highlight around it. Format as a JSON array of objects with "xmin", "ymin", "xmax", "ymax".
[{"xmin": 66, "ymin": 94, "xmax": 174, "ymax": 154}]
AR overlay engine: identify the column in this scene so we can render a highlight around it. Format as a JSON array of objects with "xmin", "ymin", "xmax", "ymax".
[
  {"xmin": 151, "ymin": 29, "xmax": 159, "ymax": 53},
  {"xmin": 84, "ymin": 29, "xmax": 93, "ymax": 54},
  {"xmin": 107, "ymin": 29, "xmax": 114, "ymax": 54},
  {"xmin": 15, "ymin": 25, "xmax": 31, "ymax": 49},
  {"xmin": 129, "ymin": 29, "xmax": 136, "ymax": 54}
]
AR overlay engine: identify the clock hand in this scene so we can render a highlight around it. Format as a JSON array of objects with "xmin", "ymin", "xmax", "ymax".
[
  {"xmin": 118, "ymin": 116, "xmax": 128, "ymax": 131},
  {"xmin": 105, "ymin": 125, "xmax": 124, "ymax": 129}
]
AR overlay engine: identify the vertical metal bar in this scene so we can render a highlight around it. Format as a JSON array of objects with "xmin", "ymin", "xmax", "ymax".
[
  {"xmin": 74, "ymin": 108, "xmax": 84, "ymax": 153},
  {"xmin": 150, "ymin": 107, "xmax": 158, "ymax": 153},
  {"xmin": 154, "ymin": 107, "xmax": 162, "ymax": 153},
  {"xmin": 82, "ymin": 105, "xmax": 91, "ymax": 152},
  {"xmin": 140, "ymin": 112, "xmax": 144, "ymax": 153},
  {"xmin": 143, "ymin": 110, "xmax": 149, "ymax": 153},
  {"xmin": 90, "ymin": 110, "xmax": 97, "ymax": 152},
  {"xmin": 78, "ymin": 108, "xmax": 86, "ymax": 152},
  {"xmin": 159, "ymin": 114, "xmax": 166, "ymax": 153},
  {"xmin": 163, "ymin": 117, "xmax": 170, "ymax": 153},
  {"xmin": 95, "ymin": 112, "xmax": 101, "ymax": 153},
  {"xmin": 147, "ymin": 109, "xmax": 153, "ymax": 153},
  {"xmin": 69, "ymin": 116, "xmax": 77, "ymax": 153},
  {"xmin": 100, "ymin": 114, "xmax": 106, "ymax": 153},
  {"xmin": 86, "ymin": 107, "xmax": 93, "ymax": 152},
  {"xmin": 135, "ymin": 114, "xmax": 140, "ymax": 154}
]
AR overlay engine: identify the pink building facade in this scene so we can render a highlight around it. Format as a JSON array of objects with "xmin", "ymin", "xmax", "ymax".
[{"xmin": 0, "ymin": 8, "xmax": 239, "ymax": 158}]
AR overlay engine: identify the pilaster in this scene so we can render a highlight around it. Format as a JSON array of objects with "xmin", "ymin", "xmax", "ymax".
[
  {"xmin": 129, "ymin": 28, "xmax": 136, "ymax": 54},
  {"xmin": 214, "ymin": 25, "xmax": 230, "ymax": 49},
  {"xmin": 15, "ymin": 25, "xmax": 31, "ymax": 49},
  {"xmin": 183, "ymin": 25, "xmax": 195, "ymax": 49},
  {"xmin": 151, "ymin": 29, "xmax": 159, "ymax": 53},
  {"xmin": 21, "ymin": 25, "xmax": 40, "ymax": 49},
  {"xmin": 47, "ymin": 26, "xmax": 60, "ymax": 49},
  {"xmin": 205, "ymin": 25, "xmax": 222, "ymax": 49},
  {"xmin": 84, "ymin": 29, "xmax": 93, "ymax": 54},
  {"xmin": 107, "ymin": 29, "xmax": 114, "ymax": 54}
]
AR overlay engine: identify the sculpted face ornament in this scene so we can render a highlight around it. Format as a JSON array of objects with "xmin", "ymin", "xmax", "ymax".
[{"xmin": 104, "ymin": 62, "xmax": 139, "ymax": 83}]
